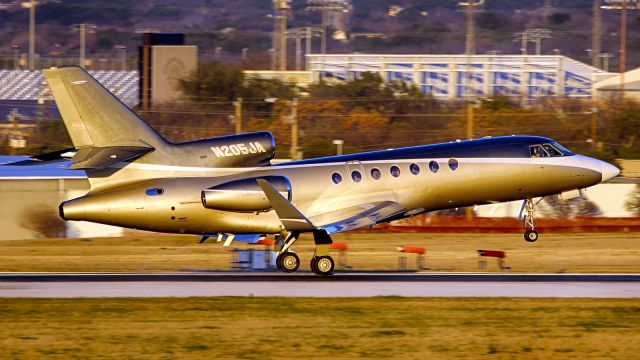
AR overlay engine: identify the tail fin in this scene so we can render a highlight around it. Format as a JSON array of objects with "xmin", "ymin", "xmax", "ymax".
[{"xmin": 43, "ymin": 66, "xmax": 167, "ymax": 149}]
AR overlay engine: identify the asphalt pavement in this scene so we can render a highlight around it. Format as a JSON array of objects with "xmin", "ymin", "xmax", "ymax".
[{"xmin": 0, "ymin": 272, "xmax": 639, "ymax": 298}]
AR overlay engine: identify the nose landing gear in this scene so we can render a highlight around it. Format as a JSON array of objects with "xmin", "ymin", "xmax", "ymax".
[{"xmin": 522, "ymin": 198, "xmax": 539, "ymax": 242}]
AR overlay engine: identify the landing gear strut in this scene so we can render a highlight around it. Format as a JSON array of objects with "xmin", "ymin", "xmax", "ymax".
[
  {"xmin": 310, "ymin": 229, "xmax": 335, "ymax": 276},
  {"xmin": 274, "ymin": 231, "xmax": 300, "ymax": 273},
  {"xmin": 523, "ymin": 198, "xmax": 539, "ymax": 242}
]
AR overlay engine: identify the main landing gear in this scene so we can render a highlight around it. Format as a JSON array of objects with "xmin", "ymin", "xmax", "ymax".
[
  {"xmin": 273, "ymin": 229, "xmax": 336, "ymax": 276},
  {"xmin": 522, "ymin": 198, "xmax": 539, "ymax": 242}
]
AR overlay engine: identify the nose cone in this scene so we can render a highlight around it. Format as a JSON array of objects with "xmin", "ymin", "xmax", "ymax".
[{"xmin": 600, "ymin": 161, "xmax": 620, "ymax": 183}]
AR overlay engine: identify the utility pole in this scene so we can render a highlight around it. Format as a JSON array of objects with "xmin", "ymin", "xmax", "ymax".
[
  {"xmin": 290, "ymin": 98, "xmax": 298, "ymax": 160},
  {"xmin": 72, "ymin": 24, "xmax": 97, "ymax": 68},
  {"xmin": 528, "ymin": 28, "xmax": 552, "ymax": 55},
  {"xmin": 591, "ymin": 107, "xmax": 599, "ymax": 148},
  {"xmin": 602, "ymin": 0, "xmax": 640, "ymax": 98},
  {"xmin": 593, "ymin": 0, "xmax": 602, "ymax": 68},
  {"xmin": 515, "ymin": 32, "xmax": 528, "ymax": 55},
  {"xmin": 306, "ymin": 1, "xmax": 352, "ymax": 55},
  {"xmin": 233, "ymin": 98, "xmax": 243, "ymax": 134},
  {"xmin": 287, "ymin": 27, "xmax": 323, "ymax": 70}
]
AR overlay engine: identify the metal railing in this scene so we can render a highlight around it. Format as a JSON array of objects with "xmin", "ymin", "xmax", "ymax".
[{"xmin": 0, "ymin": 56, "xmax": 134, "ymax": 71}]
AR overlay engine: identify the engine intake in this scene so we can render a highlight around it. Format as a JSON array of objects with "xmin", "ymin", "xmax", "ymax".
[{"xmin": 201, "ymin": 176, "xmax": 291, "ymax": 212}]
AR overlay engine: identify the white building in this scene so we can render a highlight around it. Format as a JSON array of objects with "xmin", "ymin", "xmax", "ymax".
[{"xmin": 307, "ymin": 54, "xmax": 615, "ymax": 100}]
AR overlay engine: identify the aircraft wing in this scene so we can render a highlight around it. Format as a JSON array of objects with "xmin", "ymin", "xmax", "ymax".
[
  {"xmin": 309, "ymin": 201, "xmax": 406, "ymax": 234},
  {"xmin": 2, "ymin": 147, "xmax": 75, "ymax": 166},
  {"xmin": 258, "ymin": 179, "xmax": 404, "ymax": 234}
]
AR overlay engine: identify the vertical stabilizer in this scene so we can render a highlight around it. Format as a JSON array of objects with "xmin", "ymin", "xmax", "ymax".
[{"xmin": 43, "ymin": 66, "xmax": 167, "ymax": 149}]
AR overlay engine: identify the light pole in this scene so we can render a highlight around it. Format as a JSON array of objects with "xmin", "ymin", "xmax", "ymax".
[
  {"xmin": 72, "ymin": 23, "xmax": 97, "ymax": 68},
  {"xmin": 12, "ymin": 45, "xmax": 19, "ymax": 70},
  {"xmin": 115, "ymin": 45, "xmax": 126, "ymax": 71},
  {"xmin": 599, "ymin": 52, "xmax": 613, "ymax": 71},
  {"xmin": 332, "ymin": 139, "xmax": 343, "ymax": 155},
  {"xmin": 459, "ymin": 0, "xmax": 484, "ymax": 55},
  {"xmin": 21, "ymin": 0, "xmax": 36, "ymax": 70}
]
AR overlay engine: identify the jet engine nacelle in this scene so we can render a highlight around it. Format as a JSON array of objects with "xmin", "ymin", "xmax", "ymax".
[{"xmin": 201, "ymin": 176, "xmax": 291, "ymax": 212}]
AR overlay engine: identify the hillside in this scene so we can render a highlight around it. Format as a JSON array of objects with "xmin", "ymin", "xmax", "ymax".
[{"xmin": 0, "ymin": 0, "xmax": 638, "ymax": 70}]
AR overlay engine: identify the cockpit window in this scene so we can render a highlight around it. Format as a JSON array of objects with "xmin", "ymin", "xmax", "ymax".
[
  {"xmin": 530, "ymin": 143, "xmax": 573, "ymax": 158},
  {"xmin": 552, "ymin": 142, "xmax": 574, "ymax": 156},
  {"xmin": 529, "ymin": 145, "xmax": 549, "ymax": 158},
  {"xmin": 542, "ymin": 143, "xmax": 563, "ymax": 157}
]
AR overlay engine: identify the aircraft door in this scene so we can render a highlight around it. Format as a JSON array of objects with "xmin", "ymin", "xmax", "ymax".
[{"xmin": 345, "ymin": 161, "xmax": 366, "ymax": 184}]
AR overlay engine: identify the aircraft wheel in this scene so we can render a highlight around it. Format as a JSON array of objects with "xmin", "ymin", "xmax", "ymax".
[
  {"xmin": 312, "ymin": 256, "xmax": 334, "ymax": 276},
  {"xmin": 524, "ymin": 230, "xmax": 539, "ymax": 242},
  {"xmin": 277, "ymin": 252, "xmax": 300, "ymax": 273}
]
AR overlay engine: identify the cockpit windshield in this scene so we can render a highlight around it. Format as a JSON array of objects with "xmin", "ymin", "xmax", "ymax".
[{"xmin": 529, "ymin": 142, "xmax": 573, "ymax": 158}]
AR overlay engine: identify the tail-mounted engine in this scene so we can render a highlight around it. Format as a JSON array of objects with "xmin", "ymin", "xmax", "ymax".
[{"xmin": 201, "ymin": 176, "xmax": 291, "ymax": 212}]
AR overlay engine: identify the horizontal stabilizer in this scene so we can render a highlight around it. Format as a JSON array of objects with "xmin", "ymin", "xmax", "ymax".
[
  {"xmin": 257, "ymin": 179, "xmax": 315, "ymax": 232},
  {"xmin": 2, "ymin": 147, "xmax": 75, "ymax": 166},
  {"xmin": 70, "ymin": 146, "xmax": 154, "ymax": 170}
]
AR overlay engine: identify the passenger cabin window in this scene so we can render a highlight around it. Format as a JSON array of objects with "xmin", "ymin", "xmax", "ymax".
[
  {"xmin": 351, "ymin": 170, "xmax": 362, "ymax": 182},
  {"xmin": 390, "ymin": 165, "xmax": 401, "ymax": 178},
  {"xmin": 371, "ymin": 168, "xmax": 381, "ymax": 180},
  {"xmin": 332, "ymin": 172, "xmax": 343, "ymax": 184},
  {"xmin": 429, "ymin": 161, "xmax": 439, "ymax": 173},
  {"xmin": 530, "ymin": 143, "xmax": 569, "ymax": 158},
  {"xmin": 410, "ymin": 163, "xmax": 420, "ymax": 175},
  {"xmin": 448, "ymin": 159, "xmax": 459, "ymax": 171},
  {"xmin": 145, "ymin": 188, "xmax": 164, "ymax": 196}
]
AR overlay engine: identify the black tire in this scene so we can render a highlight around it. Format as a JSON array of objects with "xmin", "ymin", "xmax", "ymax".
[
  {"xmin": 524, "ymin": 230, "xmax": 539, "ymax": 242},
  {"xmin": 312, "ymin": 256, "xmax": 334, "ymax": 276},
  {"xmin": 277, "ymin": 252, "xmax": 300, "ymax": 273},
  {"xmin": 310, "ymin": 257, "xmax": 318, "ymax": 273}
]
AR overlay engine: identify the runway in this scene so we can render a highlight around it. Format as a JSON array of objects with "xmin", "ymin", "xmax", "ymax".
[{"xmin": 1, "ymin": 272, "xmax": 639, "ymax": 298}]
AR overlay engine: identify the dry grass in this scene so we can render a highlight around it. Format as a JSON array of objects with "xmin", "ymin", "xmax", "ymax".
[
  {"xmin": 0, "ymin": 232, "xmax": 639, "ymax": 272},
  {"xmin": 0, "ymin": 297, "xmax": 639, "ymax": 359}
]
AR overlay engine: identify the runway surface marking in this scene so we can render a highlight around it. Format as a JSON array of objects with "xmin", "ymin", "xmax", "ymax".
[{"xmin": 0, "ymin": 272, "xmax": 639, "ymax": 298}]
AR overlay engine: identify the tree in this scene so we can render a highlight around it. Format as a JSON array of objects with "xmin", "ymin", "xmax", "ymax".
[
  {"xmin": 626, "ymin": 185, "xmax": 640, "ymax": 216},
  {"xmin": 179, "ymin": 61, "xmax": 245, "ymax": 101}
]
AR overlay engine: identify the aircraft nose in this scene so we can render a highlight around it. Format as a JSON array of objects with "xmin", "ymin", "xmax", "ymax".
[{"xmin": 600, "ymin": 161, "xmax": 620, "ymax": 183}]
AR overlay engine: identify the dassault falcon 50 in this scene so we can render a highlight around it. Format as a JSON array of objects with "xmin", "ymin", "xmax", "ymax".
[{"xmin": 9, "ymin": 66, "xmax": 620, "ymax": 275}]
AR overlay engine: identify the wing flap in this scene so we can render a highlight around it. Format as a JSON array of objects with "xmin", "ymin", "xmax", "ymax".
[{"xmin": 310, "ymin": 201, "xmax": 405, "ymax": 234}]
